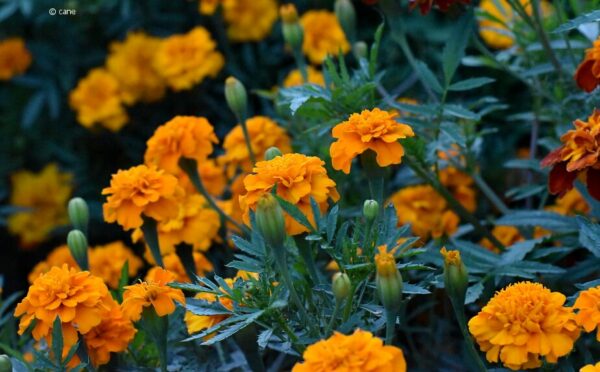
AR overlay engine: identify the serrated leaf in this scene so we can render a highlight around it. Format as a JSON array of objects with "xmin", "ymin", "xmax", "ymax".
[
  {"xmin": 403, "ymin": 283, "xmax": 431, "ymax": 294},
  {"xmin": 448, "ymin": 77, "xmax": 495, "ymax": 91},
  {"xmin": 257, "ymin": 329, "xmax": 273, "ymax": 349},
  {"xmin": 414, "ymin": 60, "xmax": 443, "ymax": 94},
  {"xmin": 577, "ymin": 216, "xmax": 600, "ymax": 257},
  {"xmin": 553, "ymin": 9, "xmax": 600, "ymax": 33},
  {"xmin": 465, "ymin": 282, "xmax": 484, "ymax": 304},
  {"xmin": 201, "ymin": 311, "xmax": 264, "ymax": 346},
  {"xmin": 274, "ymin": 195, "xmax": 315, "ymax": 233},
  {"xmin": 185, "ymin": 298, "xmax": 232, "ymax": 316},
  {"xmin": 442, "ymin": 14, "xmax": 473, "ymax": 85},
  {"xmin": 443, "ymin": 104, "xmax": 480, "ymax": 120},
  {"xmin": 52, "ymin": 317, "xmax": 63, "ymax": 366},
  {"xmin": 499, "ymin": 238, "xmax": 544, "ymax": 265},
  {"xmin": 495, "ymin": 211, "xmax": 578, "ymax": 233}
]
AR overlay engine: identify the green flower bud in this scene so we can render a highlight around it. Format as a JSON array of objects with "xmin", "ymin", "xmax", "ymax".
[
  {"xmin": 280, "ymin": 5, "xmax": 303, "ymax": 51},
  {"xmin": 375, "ymin": 247, "xmax": 403, "ymax": 313},
  {"xmin": 363, "ymin": 199, "xmax": 379, "ymax": 221},
  {"xmin": 332, "ymin": 272, "xmax": 351, "ymax": 301},
  {"xmin": 67, "ymin": 229, "xmax": 89, "ymax": 270},
  {"xmin": 68, "ymin": 197, "xmax": 89, "ymax": 233},
  {"xmin": 353, "ymin": 41, "xmax": 368, "ymax": 60},
  {"xmin": 440, "ymin": 247, "xmax": 468, "ymax": 304},
  {"xmin": 334, "ymin": 0, "xmax": 356, "ymax": 42},
  {"xmin": 255, "ymin": 194, "xmax": 286, "ymax": 249},
  {"xmin": 264, "ymin": 147, "xmax": 283, "ymax": 161},
  {"xmin": 0, "ymin": 355, "xmax": 11, "ymax": 372},
  {"xmin": 225, "ymin": 76, "xmax": 248, "ymax": 120}
]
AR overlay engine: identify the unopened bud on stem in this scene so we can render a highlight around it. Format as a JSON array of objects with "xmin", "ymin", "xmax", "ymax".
[
  {"xmin": 280, "ymin": 4, "xmax": 303, "ymax": 49},
  {"xmin": 68, "ymin": 197, "xmax": 89, "ymax": 234},
  {"xmin": 255, "ymin": 194, "xmax": 287, "ymax": 249},
  {"xmin": 334, "ymin": 0, "xmax": 356, "ymax": 42},
  {"xmin": 225, "ymin": 76, "xmax": 248, "ymax": 120},
  {"xmin": 440, "ymin": 247, "xmax": 468, "ymax": 304},
  {"xmin": 375, "ymin": 246, "xmax": 403, "ymax": 313},
  {"xmin": 363, "ymin": 199, "xmax": 379, "ymax": 221},
  {"xmin": 264, "ymin": 147, "xmax": 283, "ymax": 161},
  {"xmin": 67, "ymin": 229, "xmax": 89, "ymax": 270},
  {"xmin": 332, "ymin": 272, "xmax": 351, "ymax": 301}
]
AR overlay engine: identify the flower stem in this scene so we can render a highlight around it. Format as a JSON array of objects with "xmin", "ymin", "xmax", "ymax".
[
  {"xmin": 141, "ymin": 216, "xmax": 164, "ymax": 268},
  {"xmin": 384, "ymin": 309, "xmax": 396, "ymax": 345},
  {"xmin": 342, "ymin": 284, "xmax": 356, "ymax": 322},
  {"xmin": 296, "ymin": 239, "xmax": 322, "ymax": 285},
  {"xmin": 325, "ymin": 299, "xmax": 342, "ymax": 336},
  {"xmin": 237, "ymin": 114, "xmax": 257, "ymax": 166},
  {"xmin": 234, "ymin": 323, "xmax": 265, "ymax": 372},
  {"xmin": 472, "ymin": 173, "xmax": 511, "ymax": 215},
  {"xmin": 140, "ymin": 308, "xmax": 168, "ymax": 372},
  {"xmin": 449, "ymin": 298, "xmax": 487, "ymax": 372}
]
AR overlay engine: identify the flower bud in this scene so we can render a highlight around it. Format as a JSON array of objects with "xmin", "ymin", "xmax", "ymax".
[
  {"xmin": 375, "ymin": 246, "xmax": 403, "ymax": 313},
  {"xmin": 332, "ymin": 272, "xmax": 351, "ymax": 301},
  {"xmin": 280, "ymin": 5, "xmax": 303, "ymax": 50},
  {"xmin": 440, "ymin": 247, "xmax": 468, "ymax": 304},
  {"xmin": 353, "ymin": 41, "xmax": 368, "ymax": 60},
  {"xmin": 264, "ymin": 146, "xmax": 283, "ymax": 161},
  {"xmin": 68, "ymin": 197, "xmax": 89, "ymax": 234},
  {"xmin": 67, "ymin": 229, "xmax": 89, "ymax": 270},
  {"xmin": 0, "ymin": 355, "xmax": 11, "ymax": 372},
  {"xmin": 280, "ymin": 4, "xmax": 298, "ymax": 23},
  {"xmin": 334, "ymin": 0, "xmax": 356, "ymax": 42},
  {"xmin": 363, "ymin": 199, "xmax": 378, "ymax": 221},
  {"xmin": 255, "ymin": 194, "xmax": 286, "ymax": 248},
  {"xmin": 225, "ymin": 76, "xmax": 248, "ymax": 120}
]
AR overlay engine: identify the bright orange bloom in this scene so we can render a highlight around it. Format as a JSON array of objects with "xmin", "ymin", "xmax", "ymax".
[
  {"xmin": 239, "ymin": 153, "xmax": 339, "ymax": 235},
  {"xmin": 283, "ymin": 67, "xmax": 325, "ymax": 87},
  {"xmin": 102, "ymin": 165, "xmax": 183, "ymax": 230},
  {"xmin": 300, "ymin": 10, "xmax": 350, "ymax": 64},
  {"xmin": 439, "ymin": 166, "xmax": 477, "ymax": 212},
  {"xmin": 220, "ymin": 116, "xmax": 292, "ymax": 177},
  {"xmin": 89, "ymin": 241, "xmax": 143, "ymax": 289},
  {"xmin": 292, "ymin": 329, "xmax": 407, "ymax": 372},
  {"xmin": 146, "ymin": 252, "xmax": 213, "ymax": 283},
  {"xmin": 121, "ymin": 268, "xmax": 185, "ymax": 321},
  {"xmin": 8, "ymin": 164, "xmax": 72, "ymax": 247},
  {"xmin": 541, "ymin": 109, "xmax": 600, "ymax": 201},
  {"xmin": 546, "ymin": 188, "xmax": 590, "ymax": 215},
  {"xmin": 576, "ymin": 38, "xmax": 600, "ymax": 92},
  {"xmin": 410, "ymin": 0, "xmax": 470, "ymax": 14},
  {"xmin": 184, "ymin": 278, "xmax": 234, "ymax": 337},
  {"xmin": 198, "ymin": 0, "xmax": 221, "ymax": 14},
  {"xmin": 374, "ymin": 245, "xmax": 397, "ymax": 278},
  {"xmin": 0, "ymin": 37, "xmax": 31, "ymax": 80},
  {"xmin": 574, "ymin": 286, "xmax": 600, "ymax": 341},
  {"xmin": 581, "ymin": 362, "xmax": 600, "ymax": 372},
  {"xmin": 144, "ymin": 116, "xmax": 218, "ymax": 175},
  {"xmin": 222, "ymin": 0, "xmax": 278, "ymax": 42},
  {"xmin": 330, "ymin": 108, "xmax": 415, "ymax": 174},
  {"xmin": 84, "ymin": 299, "xmax": 136, "ymax": 366},
  {"xmin": 153, "ymin": 27, "xmax": 224, "ymax": 91},
  {"xmin": 468, "ymin": 282, "xmax": 580, "ymax": 370},
  {"xmin": 14, "ymin": 265, "xmax": 112, "ymax": 347},
  {"xmin": 480, "ymin": 226, "xmax": 523, "ymax": 252},
  {"xmin": 28, "ymin": 245, "xmax": 77, "ymax": 283}
]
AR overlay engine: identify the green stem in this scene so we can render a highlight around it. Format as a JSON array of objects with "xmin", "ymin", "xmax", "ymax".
[
  {"xmin": 450, "ymin": 299, "xmax": 487, "ymax": 372},
  {"xmin": 531, "ymin": 0, "xmax": 564, "ymax": 77},
  {"xmin": 140, "ymin": 308, "xmax": 168, "ymax": 372},
  {"xmin": 342, "ymin": 284, "xmax": 356, "ymax": 322},
  {"xmin": 238, "ymin": 115, "xmax": 257, "ymax": 166},
  {"xmin": 293, "ymin": 49, "xmax": 309, "ymax": 83},
  {"xmin": 325, "ymin": 299, "xmax": 342, "ymax": 336},
  {"xmin": 234, "ymin": 324, "xmax": 265, "ymax": 372},
  {"xmin": 178, "ymin": 157, "xmax": 249, "ymax": 235},
  {"xmin": 472, "ymin": 173, "xmax": 511, "ymax": 215},
  {"xmin": 297, "ymin": 239, "xmax": 322, "ymax": 285},
  {"xmin": 276, "ymin": 312, "xmax": 305, "ymax": 354},
  {"xmin": 141, "ymin": 216, "xmax": 164, "ymax": 267},
  {"xmin": 384, "ymin": 309, "xmax": 396, "ymax": 345}
]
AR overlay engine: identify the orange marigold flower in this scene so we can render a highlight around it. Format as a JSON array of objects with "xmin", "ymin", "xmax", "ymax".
[
  {"xmin": 184, "ymin": 278, "xmax": 234, "ymax": 337},
  {"xmin": 468, "ymin": 281, "xmax": 580, "ymax": 370},
  {"xmin": 574, "ymin": 286, "xmax": 600, "ymax": 341},
  {"xmin": 283, "ymin": 67, "xmax": 325, "ymax": 87},
  {"xmin": 84, "ymin": 299, "xmax": 136, "ymax": 367},
  {"xmin": 198, "ymin": 0, "xmax": 221, "ymax": 15},
  {"xmin": 480, "ymin": 226, "xmax": 523, "ymax": 252},
  {"xmin": 69, "ymin": 68, "xmax": 128, "ymax": 132},
  {"xmin": 153, "ymin": 27, "xmax": 224, "ymax": 91},
  {"xmin": 106, "ymin": 31, "xmax": 165, "ymax": 105},
  {"xmin": 374, "ymin": 245, "xmax": 397, "ymax": 277},
  {"xmin": 14, "ymin": 265, "xmax": 112, "ymax": 344},
  {"xmin": 292, "ymin": 329, "xmax": 407, "ymax": 372},
  {"xmin": 440, "ymin": 166, "xmax": 477, "ymax": 212},
  {"xmin": 330, "ymin": 108, "xmax": 415, "ymax": 174},
  {"xmin": 581, "ymin": 362, "xmax": 600, "ymax": 372},
  {"xmin": 410, "ymin": 0, "xmax": 470, "ymax": 15},
  {"xmin": 8, "ymin": 164, "xmax": 73, "ymax": 247},
  {"xmin": 102, "ymin": 164, "xmax": 183, "ymax": 230},
  {"xmin": 300, "ymin": 10, "xmax": 350, "ymax": 64},
  {"xmin": 222, "ymin": 0, "xmax": 278, "ymax": 42},
  {"xmin": 146, "ymin": 252, "xmax": 213, "ymax": 283},
  {"xmin": 541, "ymin": 109, "xmax": 600, "ymax": 201},
  {"xmin": 121, "ymin": 268, "xmax": 185, "ymax": 321},
  {"xmin": 28, "ymin": 245, "xmax": 77, "ymax": 283},
  {"xmin": 89, "ymin": 241, "xmax": 143, "ymax": 289},
  {"xmin": 0, "ymin": 37, "xmax": 31, "ymax": 80},
  {"xmin": 576, "ymin": 38, "xmax": 600, "ymax": 92},
  {"xmin": 144, "ymin": 116, "xmax": 218, "ymax": 175},
  {"xmin": 546, "ymin": 188, "xmax": 590, "ymax": 216},
  {"xmin": 220, "ymin": 116, "xmax": 292, "ymax": 177},
  {"xmin": 388, "ymin": 185, "xmax": 459, "ymax": 240},
  {"xmin": 239, "ymin": 153, "xmax": 339, "ymax": 235}
]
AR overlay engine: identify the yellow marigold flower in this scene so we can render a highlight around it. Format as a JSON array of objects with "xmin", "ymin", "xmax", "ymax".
[
  {"xmin": 198, "ymin": 0, "xmax": 221, "ymax": 15},
  {"xmin": 388, "ymin": 185, "xmax": 459, "ymax": 240},
  {"xmin": 144, "ymin": 116, "xmax": 219, "ymax": 175},
  {"xmin": 28, "ymin": 245, "xmax": 77, "ymax": 283},
  {"xmin": 239, "ymin": 153, "xmax": 339, "ymax": 235},
  {"xmin": 121, "ymin": 268, "xmax": 185, "ymax": 321},
  {"xmin": 14, "ymin": 265, "xmax": 112, "ymax": 344},
  {"xmin": 69, "ymin": 68, "xmax": 128, "ymax": 131},
  {"xmin": 478, "ymin": 0, "xmax": 552, "ymax": 50},
  {"xmin": 102, "ymin": 165, "xmax": 183, "ymax": 230},
  {"xmin": 83, "ymin": 299, "xmax": 136, "ymax": 367},
  {"xmin": 581, "ymin": 362, "xmax": 600, "ymax": 372},
  {"xmin": 106, "ymin": 32, "xmax": 165, "ymax": 105},
  {"xmin": 0, "ymin": 37, "xmax": 31, "ymax": 80},
  {"xmin": 547, "ymin": 188, "xmax": 590, "ymax": 215},
  {"xmin": 89, "ymin": 241, "xmax": 143, "ymax": 289},
  {"xmin": 146, "ymin": 252, "xmax": 213, "ymax": 283},
  {"xmin": 330, "ymin": 108, "xmax": 415, "ymax": 174},
  {"xmin": 8, "ymin": 164, "xmax": 72, "ymax": 247},
  {"xmin": 283, "ymin": 67, "xmax": 325, "ymax": 87},
  {"xmin": 220, "ymin": 116, "xmax": 292, "ymax": 177},
  {"xmin": 574, "ymin": 286, "xmax": 600, "ymax": 341},
  {"xmin": 184, "ymin": 278, "xmax": 234, "ymax": 336},
  {"xmin": 292, "ymin": 329, "xmax": 407, "ymax": 372},
  {"xmin": 222, "ymin": 0, "xmax": 278, "ymax": 42},
  {"xmin": 153, "ymin": 27, "xmax": 224, "ymax": 91},
  {"xmin": 439, "ymin": 166, "xmax": 477, "ymax": 213},
  {"xmin": 440, "ymin": 247, "xmax": 461, "ymax": 266},
  {"xmin": 199, "ymin": 159, "xmax": 227, "ymax": 196},
  {"xmin": 468, "ymin": 281, "xmax": 580, "ymax": 370},
  {"xmin": 300, "ymin": 10, "xmax": 350, "ymax": 65},
  {"xmin": 480, "ymin": 226, "xmax": 523, "ymax": 252}
]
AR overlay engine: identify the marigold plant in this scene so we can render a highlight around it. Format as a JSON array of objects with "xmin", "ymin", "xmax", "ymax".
[
  {"xmin": 574, "ymin": 286, "xmax": 600, "ymax": 341},
  {"xmin": 222, "ymin": 0, "xmax": 278, "ymax": 42},
  {"xmin": 300, "ymin": 10, "xmax": 350, "ymax": 65},
  {"xmin": 0, "ymin": 37, "xmax": 31, "ymax": 80}
]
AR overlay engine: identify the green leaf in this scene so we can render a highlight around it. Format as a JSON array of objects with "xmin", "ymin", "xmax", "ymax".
[
  {"xmin": 465, "ymin": 282, "xmax": 484, "ymax": 305},
  {"xmin": 553, "ymin": 9, "xmax": 600, "ymax": 33},
  {"xmin": 274, "ymin": 195, "xmax": 315, "ymax": 233},
  {"xmin": 443, "ymin": 104, "xmax": 480, "ymax": 120},
  {"xmin": 442, "ymin": 14, "xmax": 473, "ymax": 86},
  {"xmin": 575, "ymin": 279, "xmax": 600, "ymax": 290},
  {"xmin": 414, "ymin": 60, "xmax": 443, "ymax": 94},
  {"xmin": 403, "ymin": 283, "xmax": 430, "ymax": 295},
  {"xmin": 115, "ymin": 260, "xmax": 129, "ymax": 302},
  {"xmin": 498, "ymin": 238, "xmax": 544, "ymax": 265},
  {"xmin": 369, "ymin": 23, "xmax": 384, "ymax": 78},
  {"xmin": 495, "ymin": 211, "xmax": 578, "ymax": 233},
  {"xmin": 326, "ymin": 204, "xmax": 339, "ymax": 243},
  {"xmin": 185, "ymin": 298, "xmax": 232, "ymax": 316},
  {"xmin": 448, "ymin": 77, "xmax": 495, "ymax": 91},
  {"xmin": 51, "ymin": 317, "xmax": 63, "ymax": 366},
  {"xmin": 577, "ymin": 216, "xmax": 600, "ymax": 257},
  {"xmin": 201, "ymin": 311, "xmax": 265, "ymax": 346}
]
